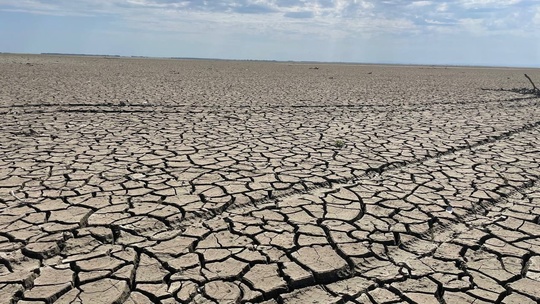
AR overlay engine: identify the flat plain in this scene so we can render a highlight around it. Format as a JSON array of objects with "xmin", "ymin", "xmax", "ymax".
[{"xmin": 1, "ymin": 54, "xmax": 540, "ymax": 303}]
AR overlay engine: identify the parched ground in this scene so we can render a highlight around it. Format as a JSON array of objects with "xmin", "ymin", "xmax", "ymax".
[{"xmin": 1, "ymin": 54, "xmax": 540, "ymax": 304}]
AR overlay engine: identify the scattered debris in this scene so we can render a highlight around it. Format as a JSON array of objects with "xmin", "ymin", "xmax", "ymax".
[
  {"xmin": 483, "ymin": 74, "xmax": 540, "ymax": 97},
  {"xmin": 524, "ymin": 73, "xmax": 539, "ymax": 94},
  {"xmin": 10, "ymin": 190, "xmax": 23, "ymax": 202},
  {"xmin": 334, "ymin": 140, "xmax": 345, "ymax": 148}
]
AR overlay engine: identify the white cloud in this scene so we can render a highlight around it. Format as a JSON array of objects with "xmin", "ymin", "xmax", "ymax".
[
  {"xmin": 458, "ymin": 0, "xmax": 522, "ymax": 9},
  {"xmin": 410, "ymin": 1, "xmax": 432, "ymax": 7},
  {"xmin": 436, "ymin": 2, "xmax": 449, "ymax": 12},
  {"xmin": 0, "ymin": 0, "xmax": 538, "ymax": 39},
  {"xmin": 534, "ymin": 7, "xmax": 540, "ymax": 24}
]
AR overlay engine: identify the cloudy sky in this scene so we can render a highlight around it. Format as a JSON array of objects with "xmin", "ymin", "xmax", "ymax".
[{"xmin": 0, "ymin": 0, "xmax": 539, "ymax": 66}]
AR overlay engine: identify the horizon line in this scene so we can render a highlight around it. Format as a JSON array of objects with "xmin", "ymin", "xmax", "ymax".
[{"xmin": 1, "ymin": 51, "xmax": 538, "ymax": 69}]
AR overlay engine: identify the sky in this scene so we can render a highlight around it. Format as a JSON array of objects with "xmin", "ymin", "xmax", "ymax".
[{"xmin": 0, "ymin": 0, "xmax": 539, "ymax": 67}]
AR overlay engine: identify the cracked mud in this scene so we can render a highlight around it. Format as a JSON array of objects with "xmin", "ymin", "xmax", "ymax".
[{"xmin": 1, "ymin": 54, "xmax": 540, "ymax": 303}]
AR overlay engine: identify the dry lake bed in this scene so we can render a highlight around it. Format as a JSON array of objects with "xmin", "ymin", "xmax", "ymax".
[{"xmin": 1, "ymin": 54, "xmax": 540, "ymax": 303}]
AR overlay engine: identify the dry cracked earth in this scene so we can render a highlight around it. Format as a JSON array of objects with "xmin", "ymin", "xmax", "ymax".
[{"xmin": 1, "ymin": 54, "xmax": 540, "ymax": 304}]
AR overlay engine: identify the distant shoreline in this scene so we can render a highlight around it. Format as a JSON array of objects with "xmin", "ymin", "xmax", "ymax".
[{"xmin": 0, "ymin": 52, "xmax": 538, "ymax": 70}]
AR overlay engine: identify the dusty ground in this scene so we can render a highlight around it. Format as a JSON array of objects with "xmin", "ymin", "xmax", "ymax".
[{"xmin": 1, "ymin": 54, "xmax": 540, "ymax": 303}]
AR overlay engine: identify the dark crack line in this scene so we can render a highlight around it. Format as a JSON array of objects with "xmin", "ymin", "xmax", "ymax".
[
  {"xmin": 1, "ymin": 95, "xmax": 538, "ymax": 116},
  {"xmin": 0, "ymin": 92, "xmax": 536, "ymax": 110}
]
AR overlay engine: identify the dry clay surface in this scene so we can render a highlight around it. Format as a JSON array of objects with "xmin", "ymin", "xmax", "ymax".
[{"xmin": 1, "ymin": 54, "xmax": 540, "ymax": 303}]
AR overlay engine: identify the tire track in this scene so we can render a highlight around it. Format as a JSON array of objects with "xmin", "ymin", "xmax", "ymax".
[
  {"xmin": 178, "ymin": 127, "xmax": 540, "ymax": 303},
  {"xmin": 245, "ymin": 178, "xmax": 540, "ymax": 303},
  {"xmin": 168, "ymin": 118, "xmax": 540, "ymax": 231}
]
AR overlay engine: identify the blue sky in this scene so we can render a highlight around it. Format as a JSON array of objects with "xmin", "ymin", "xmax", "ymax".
[{"xmin": 0, "ymin": 0, "xmax": 539, "ymax": 66}]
